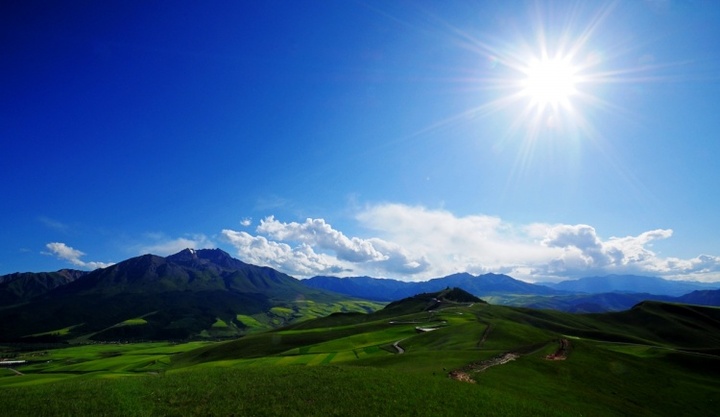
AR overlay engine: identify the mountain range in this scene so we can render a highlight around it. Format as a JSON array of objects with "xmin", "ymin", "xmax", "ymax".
[
  {"xmin": 0, "ymin": 269, "xmax": 87, "ymax": 305},
  {"xmin": 303, "ymin": 273, "xmax": 720, "ymax": 312},
  {"xmin": 0, "ymin": 249, "xmax": 377, "ymax": 342},
  {"xmin": 303, "ymin": 272, "xmax": 560, "ymax": 302},
  {"xmin": 542, "ymin": 274, "xmax": 719, "ymax": 296},
  {"xmin": 3, "ymin": 249, "xmax": 720, "ymax": 342}
]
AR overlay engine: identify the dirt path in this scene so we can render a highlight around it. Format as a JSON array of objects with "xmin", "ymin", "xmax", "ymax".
[
  {"xmin": 8, "ymin": 368, "xmax": 24, "ymax": 376},
  {"xmin": 545, "ymin": 338, "xmax": 570, "ymax": 360},
  {"xmin": 450, "ymin": 338, "xmax": 572, "ymax": 383},
  {"xmin": 448, "ymin": 352, "xmax": 519, "ymax": 383},
  {"xmin": 393, "ymin": 340, "xmax": 405, "ymax": 354},
  {"xmin": 476, "ymin": 321, "xmax": 494, "ymax": 348}
]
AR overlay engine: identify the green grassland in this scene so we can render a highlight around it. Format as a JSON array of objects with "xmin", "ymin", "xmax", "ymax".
[
  {"xmin": 28, "ymin": 324, "xmax": 82, "ymax": 338},
  {"xmin": 2, "ymin": 299, "xmax": 719, "ymax": 416},
  {"xmin": 1, "ymin": 287, "xmax": 385, "ymax": 343},
  {"xmin": 120, "ymin": 318, "xmax": 149, "ymax": 326}
]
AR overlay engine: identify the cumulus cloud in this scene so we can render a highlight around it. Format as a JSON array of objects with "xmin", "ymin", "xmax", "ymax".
[
  {"xmin": 536, "ymin": 224, "xmax": 676, "ymax": 276},
  {"xmin": 655, "ymin": 254, "xmax": 720, "ymax": 280},
  {"xmin": 355, "ymin": 203, "xmax": 720, "ymax": 282},
  {"xmin": 356, "ymin": 204, "xmax": 554, "ymax": 279},
  {"xmin": 222, "ymin": 229, "xmax": 348, "ymax": 276},
  {"xmin": 45, "ymin": 242, "xmax": 114, "ymax": 270},
  {"xmin": 222, "ymin": 215, "xmax": 430, "ymax": 278},
  {"xmin": 221, "ymin": 203, "xmax": 720, "ymax": 282},
  {"xmin": 257, "ymin": 216, "xmax": 388, "ymax": 263}
]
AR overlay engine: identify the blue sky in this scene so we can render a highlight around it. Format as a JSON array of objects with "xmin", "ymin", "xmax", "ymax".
[{"xmin": 3, "ymin": 0, "xmax": 720, "ymax": 282}]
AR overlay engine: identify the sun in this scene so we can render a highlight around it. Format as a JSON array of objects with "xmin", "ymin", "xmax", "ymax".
[
  {"xmin": 405, "ymin": 1, "xmax": 662, "ymax": 144},
  {"xmin": 521, "ymin": 56, "xmax": 579, "ymax": 108}
]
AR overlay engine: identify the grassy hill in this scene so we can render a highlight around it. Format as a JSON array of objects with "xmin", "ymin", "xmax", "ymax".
[{"xmin": 2, "ymin": 291, "xmax": 718, "ymax": 416}]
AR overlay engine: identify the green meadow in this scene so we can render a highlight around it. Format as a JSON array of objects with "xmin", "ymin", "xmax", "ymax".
[{"xmin": 2, "ymin": 300, "xmax": 719, "ymax": 416}]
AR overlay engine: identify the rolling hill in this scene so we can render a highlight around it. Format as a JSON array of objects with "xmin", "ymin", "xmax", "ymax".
[
  {"xmin": 167, "ymin": 294, "xmax": 720, "ymax": 416},
  {"xmin": 2, "ymin": 286, "xmax": 719, "ymax": 416}
]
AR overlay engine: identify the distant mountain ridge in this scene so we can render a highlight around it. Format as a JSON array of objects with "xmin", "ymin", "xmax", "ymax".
[
  {"xmin": 302, "ymin": 273, "xmax": 720, "ymax": 312},
  {"xmin": 543, "ymin": 274, "xmax": 719, "ymax": 296},
  {"xmin": 303, "ymin": 273, "xmax": 564, "ymax": 302},
  {"xmin": 510, "ymin": 292, "xmax": 676, "ymax": 313},
  {"xmin": 4, "ymin": 254, "xmax": 720, "ymax": 338},
  {"xmin": 0, "ymin": 269, "xmax": 87, "ymax": 304},
  {"xmin": 677, "ymin": 289, "xmax": 720, "ymax": 306}
]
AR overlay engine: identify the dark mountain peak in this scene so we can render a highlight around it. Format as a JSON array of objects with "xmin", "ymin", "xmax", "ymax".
[
  {"xmin": 166, "ymin": 248, "xmax": 199, "ymax": 262},
  {"xmin": 444, "ymin": 272, "xmax": 475, "ymax": 280},
  {"xmin": 430, "ymin": 272, "xmax": 557, "ymax": 295},
  {"xmin": 196, "ymin": 248, "xmax": 242, "ymax": 266},
  {"xmin": 482, "ymin": 272, "xmax": 511, "ymax": 279},
  {"xmin": 478, "ymin": 273, "xmax": 516, "ymax": 283},
  {"xmin": 165, "ymin": 248, "xmax": 245, "ymax": 270},
  {"xmin": 54, "ymin": 249, "xmax": 299, "ymax": 299}
]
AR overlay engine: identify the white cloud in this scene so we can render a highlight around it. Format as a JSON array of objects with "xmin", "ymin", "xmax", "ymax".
[
  {"xmin": 257, "ymin": 216, "xmax": 389, "ymax": 263},
  {"xmin": 535, "ymin": 224, "xmax": 676, "ymax": 277},
  {"xmin": 240, "ymin": 217, "xmax": 252, "ymax": 227},
  {"xmin": 223, "ymin": 203, "xmax": 720, "ymax": 282},
  {"xmin": 357, "ymin": 204, "xmax": 553, "ymax": 279},
  {"xmin": 222, "ymin": 229, "xmax": 348, "ymax": 276},
  {"xmin": 138, "ymin": 234, "xmax": 215, "ymax": 256},
  {"xmin": 45, "ymin": 242, "xmax": 114, "ymax": 270},
  {"xmin": 221, "ymin": 215, "xmax": 430, "ymax": 278}
]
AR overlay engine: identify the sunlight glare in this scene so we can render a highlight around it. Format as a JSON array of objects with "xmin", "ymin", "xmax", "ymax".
[{"xmin": 521, "ymin": 57, "xmax": 578, "ymax": 108}]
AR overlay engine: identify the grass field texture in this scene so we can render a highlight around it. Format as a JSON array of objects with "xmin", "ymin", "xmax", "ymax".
[{"xmin": 2, "ymin": 301, "xmax": 719, "ymax": 416}]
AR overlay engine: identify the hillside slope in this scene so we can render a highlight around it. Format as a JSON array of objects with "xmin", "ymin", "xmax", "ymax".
[
  {"xmin": 0, "ymin": 249, "xmax": 380, "ymax": 342},
  {"xmin": 165, "ymin": 296, "xmax": 720, "ymax": 416},
  {"xmin": 2, "ymin": 293, "xmax": 718, "ymax": 416}
]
